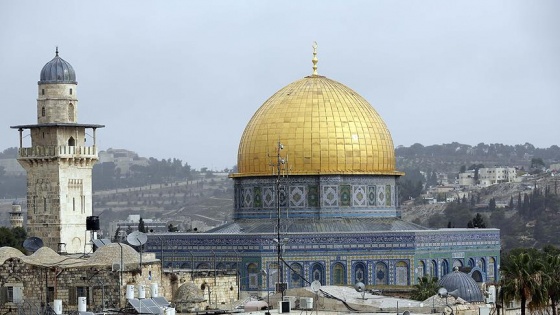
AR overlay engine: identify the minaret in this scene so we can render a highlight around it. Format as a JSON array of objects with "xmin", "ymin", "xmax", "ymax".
[
  {"xmin": 11, "ymin": 48, "xmax": 104, "ymax": 253},
  {"xmin": 9, "ymin": 201, "xmax": 23, "ymax": 228}
]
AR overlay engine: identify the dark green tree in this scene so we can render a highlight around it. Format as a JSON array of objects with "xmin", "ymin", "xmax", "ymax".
[
  {"xmin": 489, "ymin": 198, "xmax": 496, "ymax": 211},
  {"xmin": 509, "ymin": 196, "xmax": 514, "ymax": 209},
  {"xmin": 411, "ymin": 276, "xmax": 439, "ymax": 301},
  {"xmin": 0, "ymin": 227, "xmax": 27, "ymax": 252},
  {"xmin": 138, "ymin": 218, "xmax": 146, "ymax": 233},
  {"xmin": 168, "ymin": 224, "xmax": 179, "ymax": 232},
  {"xmin": 471, "ymin": 213, "xmax": 486, "ymax": 228}
]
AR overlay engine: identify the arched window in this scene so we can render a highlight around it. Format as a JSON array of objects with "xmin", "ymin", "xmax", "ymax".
[
  {"xmin": 68, "ymin": 137, "xmax": 75, "ymax": 147},
  {"xmin": 453, "ymin": 259, "xmax": 463, "ymax": 269},
  {"xmin": 68, "ymin": 103, "xmax": 74, "ymax": 121},
  {"xmin": 196, "ymin": 262, "xmax": 210, "ymax": 269},
  {"xmin": 479, "ymin": 258, "xmax": 486, "ymax": 272},
  {"xmin": 354, "ymin": 262, "xmax": 367, "ymax": 285},
  {"xmin": 268, "ymin": 262, "xmax": 279, "ymax": 290},
  {"xmin": 441, "ymin": 260, "xmax": 450, "ymax": 276},
  {"xmin": 431, "ymin": 260, "xmax": 437, "ymax": 278},
  {"xmin": 471, "ymin": 270, "xmax": 483, "ymax": 283},
  {"xmin": 488, "ymin": 258, "xmax": 496, "ymax": 281},
  {"xmin": 395, "ymin": 261, "xmax": 408, "ymax": 286},
  {"xmin": 289, "ymin": 263, "xmax": 304, "ymax": 288},
  {"xmin": 375, "ymin": 262, "xmax": 388, "ymax": 285},
  {"xmin": 332, "ymin": 263, "xmax": 346, "ymax": 285},
  {"xmin": 468, "ymin": 258, "xmax": 476, "ymax": 268},
  {"xmin": 216, "ymin": 263, "xmax": 226, "ymax": 271},
  {"xmin": 247, "ymin": 263, "xmax": 259, "ymax": 289},
  {"xmin": 418, "ymin": 261, "xmax": 426, "ymax": 279},
  {"xmin": 311, "ymin": 263, "xmax": 325, "ymax": 285}
]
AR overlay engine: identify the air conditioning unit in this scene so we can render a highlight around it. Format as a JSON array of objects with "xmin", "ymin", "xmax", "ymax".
[
  {"xmin": 283, "ymin": 296, "xmax": 296, "ymax": 310},
  {"xmin": 112, "ymin": 262, "xmax": 122, "ymax": 272},
  {"xmin": 299, "ymin": 297, "xmax": 313, "ymax": 310}
]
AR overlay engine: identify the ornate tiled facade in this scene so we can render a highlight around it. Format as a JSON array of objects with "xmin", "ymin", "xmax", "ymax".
[{"xmin": 233, "ymin": 175, "xmax": 399, "ymax": 219}]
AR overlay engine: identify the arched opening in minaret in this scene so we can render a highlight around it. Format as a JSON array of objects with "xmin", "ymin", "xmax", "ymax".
[
  {"xmin": 68, "ymin": 137, "xmax": 75, "ymax": 146},
  {"xmin": 68, "ymin": 103, "xmax": 74, "ymax": 121}
]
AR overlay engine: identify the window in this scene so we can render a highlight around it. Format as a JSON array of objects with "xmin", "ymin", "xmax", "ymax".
[
  {"xmin": 42, "ymin": 89, "xmax": 45, "ymax": 95},
  {"xmin": 73, "ymin": 198, "xmax": 75, "ymax": 211},
  {"xmin": 42, "ymin": 107, "xmax": 45, "ymax": 117},
  {"xmin": 69, "ymin": 88, "xmax": 72, "ymax": 95},
  {"xmin": 70, "ymin": 286, "xmax": 89, "ymax": 305},
  {"xmin": 1, "ymin": 285, "xmax": 23, "ymax": 303},
  {"xmin": 44, "ymin": 197, "xmax": 47, "ymax": 212},
  {"xmin": 333, "ymin": 263, "xmax": 345, "ymax": 285},
  {"xmin": 47, "ymin": 287, "xmax": 54, "ymax": 303}
]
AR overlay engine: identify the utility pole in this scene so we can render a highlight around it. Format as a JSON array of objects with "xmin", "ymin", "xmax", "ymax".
[{"xmin": 274, "ymin": 140, "xmax": 286, "ymax": 300}]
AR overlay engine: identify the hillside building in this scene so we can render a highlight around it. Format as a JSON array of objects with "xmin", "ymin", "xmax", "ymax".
[
  {"xmin": 478, "ymin": 167, "xmax": 517, "ymax": 187},
  {"xmin": 10, "ymin": 49, "xmax": 104, "ymax": 254}
]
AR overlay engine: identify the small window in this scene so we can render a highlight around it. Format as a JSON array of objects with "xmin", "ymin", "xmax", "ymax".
[
  {"xmin": 42, "ymin": 89, "xmax": 45, "ymax": 95},
  {"xmin": 44, "ymin": 197, "xmax": 47, "ymax": 212},
  {"xmin": 42, "ymin": 107, "xmax": 46, "ymax": 117},
  {"xmin": 69, "ymin": 88, "xmax": 73, "ymax": 95},
  {"xmin": 73, "ymin": 198, "xmax": 76, "ymax": 211}
]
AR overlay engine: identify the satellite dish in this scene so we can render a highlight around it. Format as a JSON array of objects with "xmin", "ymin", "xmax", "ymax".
[
  {"xmin": 355, "ymin": 282, "xmax": 365, "ymax": 292},
  {"xmin": 355, "ymin": 282, "xmax": 366, "ymax": 300},
  {"xmin": 310, "ymin": 280, "xmax": 321, "ymax": 293},
  {"xmin": 127, "ymin": 231, "xmax": 147, "ymax": 246},
  {"xmin": 438, "ymin": 287, "xmax": 448, "ymax": 298},
  {"xmin": 23, "ymin": 237, "xmax": 44, "ymax": 253}
]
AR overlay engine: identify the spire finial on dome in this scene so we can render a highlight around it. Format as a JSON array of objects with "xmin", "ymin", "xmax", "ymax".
[
  {"xmin": 55, "ymin": 46, "xmax": 59, "ymax": 56},
  {"xmin": 312, "ymin": 41, "xmax": 318, "ymax": 75}
]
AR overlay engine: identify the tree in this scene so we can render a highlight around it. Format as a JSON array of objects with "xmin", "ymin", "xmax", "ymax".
[
  {"xmin": 113, "ymin": 227, "xmax": 122, "ymax": 242},
  {"xmin": 138, "ymin": 218, "xmax": 146, "ymax": 233},
  {"xmin": 489, "ymin": 198, "xmax": 496, "ymax": 211},
  {"xmin": 509, "ymin": 196, "xmax": 514, "ymax": 209},
  {"xmin": 411, "ymin": 276, "xmax": 439, "ymax": 301},
  {"xmin": 500, "ymin": 250, "xmax": 545, "ymax": 315},
  {"xmin": 168, "ymin": 223, "xmax": 179, "ymax": 232},
  {"xmin": 542, "ymin": 251, "xmax": 560, "ymax": 315},
  {"xmin": 469, "ymin": 213, "xmax": 486, "ymax": 228},
  {"xmin": 0, "ymin": 227, "xmax": 27, "ymax": 252},
  {"xmin": 531, "ymin": 158, "xmax": 545, "ymax": 169}
]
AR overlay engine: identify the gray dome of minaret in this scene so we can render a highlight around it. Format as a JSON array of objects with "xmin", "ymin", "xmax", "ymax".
[{"xmin": 39, "ymin": 48, "xmax": 77, "ymax": 84}]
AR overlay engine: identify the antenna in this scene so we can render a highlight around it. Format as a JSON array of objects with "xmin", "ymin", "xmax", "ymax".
[{"xmin": 23, "ymin": 237, "xmax": 44, "ymax": 253}]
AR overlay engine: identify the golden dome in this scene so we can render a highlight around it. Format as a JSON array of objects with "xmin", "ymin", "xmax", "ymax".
[{"xmin": 234, "ymin": 74, "xmax": 401, "ymax": 177}]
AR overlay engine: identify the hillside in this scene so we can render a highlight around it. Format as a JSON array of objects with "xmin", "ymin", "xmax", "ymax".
[{"xmin": 1, "ymin": 143, "xmax": 559, "ymax": 250}]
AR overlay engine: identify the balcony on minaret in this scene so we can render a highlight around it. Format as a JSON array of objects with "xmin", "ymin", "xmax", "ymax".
[{"xmin": 18, "ymin": 145, "xmax": 98, "ymax": 159}]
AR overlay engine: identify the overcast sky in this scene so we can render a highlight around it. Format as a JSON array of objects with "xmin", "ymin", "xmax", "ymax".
[{"xmin": 1, "ymin": 1, "xmax": 558, "ymax": 170}]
